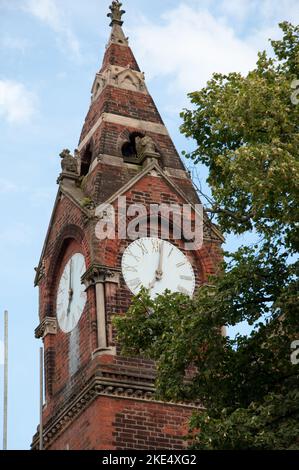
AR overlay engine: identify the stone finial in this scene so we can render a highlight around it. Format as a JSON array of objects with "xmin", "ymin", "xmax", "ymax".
[
  {"xmin": 107, "ymin": 1, "xmax": 125, "ymax": 27},
  {"xmin": 59, "ymin": 149, "xmax": 78, "ymax": 174}
]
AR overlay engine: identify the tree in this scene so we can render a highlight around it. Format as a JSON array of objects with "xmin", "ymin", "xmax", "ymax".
[{"xmin": 114, "ymin": 22, "xmax": 299, "ymax": 450}]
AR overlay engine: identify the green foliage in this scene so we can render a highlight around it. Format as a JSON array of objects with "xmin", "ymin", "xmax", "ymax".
[
  {"xmin": 81, "ymin": 197, "xmax": 93, "ymax": 208},
  {"xmin": 114, "ymin": 22, "xmax": 299, "ymax": 449}
]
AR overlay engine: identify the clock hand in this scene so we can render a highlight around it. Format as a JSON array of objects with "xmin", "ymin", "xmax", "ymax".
[
  {"xmin": 67, "ymin": 259, "xmax": 74, "ymax": 316},
  {"xmin": 69, "ymin": 259, "xmax": 73, "ymax": 298},
  {"xmin": 149, "ymin": 241, "xmax": 164, "ymax": 289},
  {"xmin": 155, "ymin": 241, "xmax": 164, "ymax": 280}
]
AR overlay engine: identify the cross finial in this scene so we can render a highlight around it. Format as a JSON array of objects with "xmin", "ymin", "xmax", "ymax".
[{"xmin": 107, "ymin": 1, "xmax": 125, "ymax": 27}]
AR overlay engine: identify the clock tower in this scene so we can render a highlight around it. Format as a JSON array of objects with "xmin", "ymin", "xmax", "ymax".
[{"xmin": 32, "ymin": 1, "xmax": 223, "ymax": 450}]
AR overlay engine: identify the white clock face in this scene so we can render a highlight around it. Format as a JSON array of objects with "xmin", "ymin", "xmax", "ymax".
[
  {"xmin": 122, "ymin": 238, "xmax": 195, "ymax": 298},
  {"xmin": 56, "ymin": 253, "xmax": 87, "ymax": 333}
]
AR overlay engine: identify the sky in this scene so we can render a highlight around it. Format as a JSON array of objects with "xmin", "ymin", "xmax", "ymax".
[{"xmin": 0, "ymin": 0, "xmax": 299, "ymax": 450}]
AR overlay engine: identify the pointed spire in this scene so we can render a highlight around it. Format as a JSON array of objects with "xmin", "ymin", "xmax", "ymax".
[{"xmin": 107, "ymin": 1, "xmax": 125, "ymax": 27}]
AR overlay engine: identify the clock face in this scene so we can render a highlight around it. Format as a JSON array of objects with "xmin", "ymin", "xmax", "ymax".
[
  {"xmin": 122, "ymin": 238, "xmax": 195, "ymax": 298},
  {"xmin": 56, "ymin": 253, "xmax": 87, "ymax": 333}
]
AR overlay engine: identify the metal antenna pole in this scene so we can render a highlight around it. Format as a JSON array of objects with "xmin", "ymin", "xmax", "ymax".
[
  {"xmin": 3, "ymin": 311, "xmax": 8, "ymax": 451},
  {"xmin": 39, "ymin": 347, "xmax": 44, "ymax": 450}
]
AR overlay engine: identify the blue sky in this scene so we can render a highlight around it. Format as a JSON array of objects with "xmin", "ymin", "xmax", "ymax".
[{"xmin": 0, "ymin": 0, "xmax": 298, "ymax": 450}]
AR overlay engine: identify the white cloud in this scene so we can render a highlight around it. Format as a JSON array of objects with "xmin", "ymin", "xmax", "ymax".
[
  {"xmin": 0, "ymin": 80, "xmax": 37, "ymax": 124},
  {"xmin": 0, "ymin": 340, "xmax": 4, "ymax": 366},
  {"xmin": 130, "ymin": 5, "xmax": 258, "ymax": 95},
  {"xmin": 129, "ymin": 1, "xmax": 299, "ymax": 99},
  {"xmin": 218, "ymin": 0, "xmax": 256, "ymax": 23},
  {"xmin": 0, "ymin": 178, "xmax": 19, "ymax": 194},
  {"xmin": 24, "ymin": 0, "xmax": 81, "ymax": 58},
  {"xmin": 0, "ymin": 35, "xmax": 31, "ymax": 53}
]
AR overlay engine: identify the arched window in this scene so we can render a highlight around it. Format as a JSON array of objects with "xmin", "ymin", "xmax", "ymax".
[{"xmin": 122, "ymin": 132, "xmax": 144, "ymax": 163}]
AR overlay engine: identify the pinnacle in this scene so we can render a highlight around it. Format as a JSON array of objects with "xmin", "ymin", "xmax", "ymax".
[
  {"xmin": 107, "ymin": 1, "xmax": 125, "ymax": 27},
  {"xmin": 107, "ymin": 1, "xmax": 128, "ymax": 47}
]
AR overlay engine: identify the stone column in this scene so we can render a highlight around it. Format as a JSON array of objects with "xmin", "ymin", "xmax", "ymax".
[
  {"xmin": 95, "ymin": 281, "xmax": 107, "ymax": 349},
  {"xmin": 82, "ymin": 265, "xmax": 119, "ymax": 357}
]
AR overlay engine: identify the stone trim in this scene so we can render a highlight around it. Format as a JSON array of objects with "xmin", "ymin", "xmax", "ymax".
[
  {"xmin": 78, "ymin": 113, "xmax": 169, "ymax": 152},
  {"xmin": 92, "ymin": 347, "xmax": 117, "ymax": 359},
  {"xmin": 164, "ymin": 167, "xmax": 189, "ymax": 179},
  {"xmin": 31, "ymin": 369, "xmax": 202, "ymax": 450},
  {"xmin": 91, "ymin": 65, "xmax": 147, "ymax": 103},
  {"xmin": 35, "ymin": 317, "xmax": 57, "ymax": 339}
]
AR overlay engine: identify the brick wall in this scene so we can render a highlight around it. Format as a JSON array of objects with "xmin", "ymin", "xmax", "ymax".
[
  {"xmin": 47, "ymin": 397, "xmax": 194, "ymax": 450},
  {"xmin": 100, "ymin": 43, "xmax": 141, "ymax": 73}
]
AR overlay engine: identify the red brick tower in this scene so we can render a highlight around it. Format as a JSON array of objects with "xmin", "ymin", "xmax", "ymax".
[{"xmin": 32, "ymin": 1, "xmax": 223, "ymax": 450}]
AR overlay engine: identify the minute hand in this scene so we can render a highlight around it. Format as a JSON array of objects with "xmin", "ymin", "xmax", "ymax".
[
  {"xmin": 156, "ymin": 241, "xmax": 164, "ymax": 279},
  {"xmin": 67, "ymin": 259, "xmax": 74, "ymax": 315}
]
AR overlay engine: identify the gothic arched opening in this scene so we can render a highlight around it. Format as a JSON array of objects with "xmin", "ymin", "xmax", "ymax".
[{"xmin": 122, "ymin": 132, "xmax": 144, "ymax": 163}]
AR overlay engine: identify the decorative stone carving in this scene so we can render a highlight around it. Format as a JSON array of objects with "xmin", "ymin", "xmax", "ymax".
[
  {"xmin": 135, "ymin": 135, "xmax": 160, "ymax": 164},
  {"xmin": 34, "ymin": 259, "xmax": 46, "ymax": 286},
  {"xmin": 60, "ymin": 149, "xmax": 78, "ymax": 174},
  {"xmin": 91, "ymin": 66, "xmax": 147, "ymax": 102},
  {"xmin": 35, "ymin": 317, "xmax": 57, "ymax": 339},
  {"xmin": 82, "ymin": 264, "xmax": 120, "ymax": 289},
  {"xmin": 57, "ymin": 149, "xmax": 79, "ymax": 184},
  {"xmin": 31, "ymin": 370, "xmax": 200, "ymax": 450},
  {"xmin": 136, "ymin": 135, "xmax": 156, "ymax": 155},
  {"xmin": 107, "ymin": 1, "xmax": 125, "ymax": 26}
]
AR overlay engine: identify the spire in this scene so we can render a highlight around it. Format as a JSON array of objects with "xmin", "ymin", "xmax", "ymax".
[
  {"xmin": 107, "ymin": 1, "xmax": 128, "ymax": 47},
  {"xmin": 78, "ymin": 0, "xmax": 186, "ymax": 177},
  {"xmin": 107, "ymin": 0, "xmax": 125, "ymax": 27}
]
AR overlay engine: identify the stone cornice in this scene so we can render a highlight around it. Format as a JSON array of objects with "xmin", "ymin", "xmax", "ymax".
[
  {"xmin": 31, "ymin": 368, "xmax": 202, "ymax": 450},
  {"xmin": 78, "ymin": 113, "xmax": 169, "ymax": 152}
]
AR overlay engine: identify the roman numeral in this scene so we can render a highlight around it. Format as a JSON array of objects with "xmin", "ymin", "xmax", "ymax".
[
  {"xmin": 60, "ymin": 312, "xmax": 66, "ymax": 324},
  {"xmin": 180, "ymin": 275, "xmax": 193, "ymax": 281},
  {"xmin": 123, "ymin": 264, "xmax": 138, "ymax": 273},
  {"xmin": 151, "ymin": 239, "xmax": 160, "ymax": 253},
  {"xmin": 168, "ymin": 247, "xmax": 174, "ymax": 258},
  {"xmin": 126, "ymin": 248, "xmax": 141, "ymax": 263},
  {"xmin": 136, "ymin": 240, "xmax": 148, "ymax": 256},
  {"xmin": 177, "ymin": 285, "xmax": 190, "ymax": 295},
  {"xmin": 127, "ymin": 278, "xmax": 142, "ymax": 289},
  {"xmin": 176, "ymin": 262, "xmax": 186, "ymax": 268}
]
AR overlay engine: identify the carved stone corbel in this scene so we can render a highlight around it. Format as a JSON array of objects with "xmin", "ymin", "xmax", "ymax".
[
  {"xmin": 82, "ymin": 264, "xmax": 120, "ymax": 289},
  {"xmin": 35, "ymin": 317, "xmax": 57, "ymax": 339}
]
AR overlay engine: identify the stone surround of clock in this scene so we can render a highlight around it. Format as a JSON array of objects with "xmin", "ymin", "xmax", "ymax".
[{"xmin": 32, "ymin": 1, "xmax": 223, "ymax": 450}]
